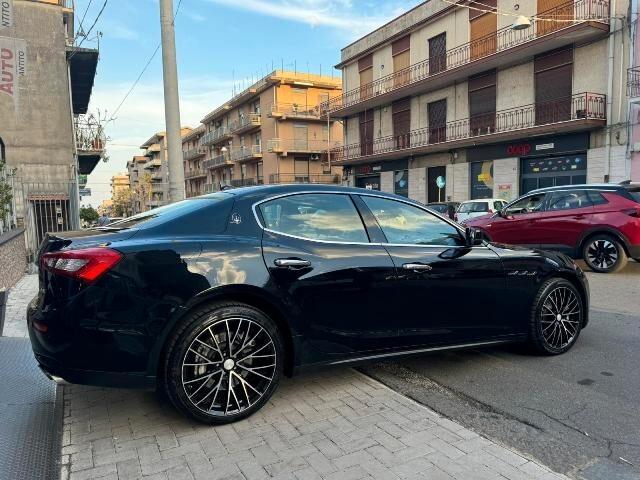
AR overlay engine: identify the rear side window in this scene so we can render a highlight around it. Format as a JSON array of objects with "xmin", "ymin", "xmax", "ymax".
[
  {"xmin": 628, "ymin": 189, "xmax": 640, "ymax": 203},
  {"xmin": 258, "ymin": 194, "xmax": 369, "ymax": 243},
  {"xmin": 587, "ymin": 190, "xmax": 610, "ymax": 205},
  {"xmin": 458, "ymin": 202, "xmax": 488, "ymax": 213},
  {"xmin": 547, "ymin": 190, "xmax": 592, "ymax": 211},
  {"xmin": 505, "ymin": 193, "xmax": 547, "ymax": 215}
]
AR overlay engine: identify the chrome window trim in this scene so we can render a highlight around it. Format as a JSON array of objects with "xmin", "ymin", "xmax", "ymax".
[{"xmin": 251, "ymin": 190, "xmax": 489, "ymax": 249}]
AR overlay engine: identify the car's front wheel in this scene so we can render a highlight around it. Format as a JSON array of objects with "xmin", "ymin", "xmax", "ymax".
[
  {"xmin": 528, "ymin": 278, "xmax": 583, "ymax": 355},
  {"xmin": 163, "ymin": 302, "xmax": 283, "ymax": 424},
  {"xmin": 582, "ymin": 234, "xmax": 628, "ymax": 273}
]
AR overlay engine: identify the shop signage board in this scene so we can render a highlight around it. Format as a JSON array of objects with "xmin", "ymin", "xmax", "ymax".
[
  {"xmin": 0, "ymin": 35, "xmax": 27, "ymax": 107},
  {"xmin": 0, "ymin": 1, "xmax": 13, "ymax": 30}
]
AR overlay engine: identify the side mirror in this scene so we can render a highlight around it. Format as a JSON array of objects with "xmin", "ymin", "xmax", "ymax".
[{"xmin": 465, "ymin": 227, "xmax": 477, "ymax": 247}]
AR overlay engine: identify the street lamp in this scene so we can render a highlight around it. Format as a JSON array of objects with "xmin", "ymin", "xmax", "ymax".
[{"xmin": 512, "ymin": 15, "xmax": 532, "ymax": 30}]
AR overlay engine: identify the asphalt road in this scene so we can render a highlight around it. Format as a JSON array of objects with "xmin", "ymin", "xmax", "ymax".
[{"xmin": 362, "ymin": 260, "xmax": 640, "ymax": 480}]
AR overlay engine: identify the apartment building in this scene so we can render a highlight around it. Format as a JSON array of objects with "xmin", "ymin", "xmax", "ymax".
[
  {"xmin": 330, "ymin": 0, "xmax": 630, "ymax": 204},
  {"xmin": 0, "ymin": 0, "xmax": 102, "ymax": 257},
  {"xmin": 626, "ymin": 1, "xmax": 640, "ymax": 182},
  {"xmin": 134, "ymin": 128, "xmax": 191, "ymax": 211},
  {"xmin": 126, "ymin": 155, "xmax": 150, "ymax": 214},
  {"xmin": 182, "ymin": 125, "xmax": 207, "ymax": 197},
  {"xmin": 193, "ymin": 70, "xmax": 343, "ymax": 193}
]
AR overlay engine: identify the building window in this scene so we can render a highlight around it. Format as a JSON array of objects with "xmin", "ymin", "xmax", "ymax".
[
  {"xmin": 428, "ymin": 33, "xmax": 446, "ymax": 75},
  {"xmin": 257, "ymin": 161, "xmax": 263, "ymax": 184},
  {"xmin": 470, "ymin": 161, "xmax": 494, "ymax": 199},
  {"xmin": 534, "ymin": 47, "xmax": 573, "ymax": 125},
  {"xmin": 428, "ymin": 99, "xmax": 447, "ymax": 144},
  {"xmin": 295, "ymin": 158, "xmax": 310, "ymax": 182},
  {"xmin": 392, "ymin": 36, "xmax": 410, "ymax": 88},
  {"xmin": 469, "ymin": 70, "xmax": 496, "ymax": 136},
  {"xmin": 394, "ymin": 170, "xmax": 409, "ymax": 197}
]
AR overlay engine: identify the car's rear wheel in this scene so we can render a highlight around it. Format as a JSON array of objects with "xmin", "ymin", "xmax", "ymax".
[
  {"xmin": 528, "ymin": 278, "xmax": 583, "ymax": 355},
  {"xmin": 163, "ymin": 302, "xmax": 283, "ymax": 424},
  {"xmin": 582, "ymin": 234, "xmax": 627, "ymax": 273}
]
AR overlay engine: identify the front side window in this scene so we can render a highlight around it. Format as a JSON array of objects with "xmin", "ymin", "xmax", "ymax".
[
  {"xmin": 259, "ymin": 194, "xmax": 369, "ymax": 243},
  {"xmin": 362, "ymin": 196, "xmax": 463, "ymax": 246},
  {"xmin": 505, "ymin": 194, "xmax": 547, "ymax": 215}
]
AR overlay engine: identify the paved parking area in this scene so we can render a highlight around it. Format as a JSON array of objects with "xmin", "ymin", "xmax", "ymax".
[{"xmin": 61, "ymin": 370, "xmax": 568, "ymax": 480}]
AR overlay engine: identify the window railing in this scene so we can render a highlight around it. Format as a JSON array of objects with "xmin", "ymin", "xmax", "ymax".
[
  {"xmin": 200, "ymin": 126, "xmax": 232, "ymax": 146},
  {"xmin": 75, "ymin": 115, "xmax": 106, "ymax": 153},
  {"xmin": 332, "ymin": 92, "xmax": 606, "ymax": 162},
  {"xmin": 267, "ymin": 138, "xmax": 342, "ymax": 153},
  {"xmin": 269, "ymin": 173, "xmax": 341, "ymax": 185},
  {"xmin": 183, "ymin": 147, "xmax": 207, "ymax": 161},
  {"xmin": 628, "ymin": 67, "xmax": 640, "ymax": 97},
  {"xmin": 230, "ymin": 178, "xmax": 259, "ymax": 187},
  {"xmin": 324, "ymin": 0, "xmax": 609, "ymax": 114},
  {"xmin": 229, "ymin": 113, "xmax": 261, "ymax": 133},
  {"xmin": 184, "ymin": 168, "xmax": 206, "ymax": 179}
]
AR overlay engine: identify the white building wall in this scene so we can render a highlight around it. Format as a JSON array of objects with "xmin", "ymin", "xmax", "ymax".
[
  {"xmin": 343, "ymin": 62, "xmax": 359, "ymax": 94},
  {"xmin": 380, "ymin": 171, "xmax": 394, "ymax": 193},
  {"xmin": 345, "ymin": 116, "xmax": 359, "ymax": 146},
  {"xmin": 446, "ymin": 162, "xmax": 469, "ymax": 201},
  {"xmin": 573, "ymin": 41, "xmax": 608, "ymax": 96},
  {"xmin": 496, "ymin": 63, "xmax": 534, "ymax": 111},
  {"xmin": 408, "ymin": 167, "xmax": 427, "ymax": 204},
  {"xmin": 373, "ymin": 45, "xmax": 393, "ymax": 82}
]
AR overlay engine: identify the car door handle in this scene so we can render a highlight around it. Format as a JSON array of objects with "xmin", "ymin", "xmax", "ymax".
[
  {"xmin": 402, "ymin": 263, "xmax": 433, "ymax": 272},
  {"xmin": 274, "ymin": 258, "xmax": 311, "ymax": 269}
]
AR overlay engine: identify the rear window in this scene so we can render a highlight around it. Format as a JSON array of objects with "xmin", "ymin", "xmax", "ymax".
[
  {"xmin": 101, "ymin": 194, "xmax": 232, "ymax": 232},
  {"xmin": 458, "ymin": 202, "xmax": 488, "ymax": 213}
]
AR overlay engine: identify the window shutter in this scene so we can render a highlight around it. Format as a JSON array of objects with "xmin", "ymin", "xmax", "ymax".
[{"xmin": 428, "ymin": 33, "xmax": 447, "ymax": 75}]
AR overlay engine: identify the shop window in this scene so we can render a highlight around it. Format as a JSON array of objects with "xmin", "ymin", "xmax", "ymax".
[
  {"xmin": 470, "ymin": 161, "xmax": 494, "ymax": 199},
  {"xmin": 394, "ymin": 170, "xmax": 409, "ymax": 197}
]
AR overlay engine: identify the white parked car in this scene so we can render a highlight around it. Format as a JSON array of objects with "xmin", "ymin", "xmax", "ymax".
[{"xmin": 455, "ymin": 198, "xmax": 507, "ymax": 223}]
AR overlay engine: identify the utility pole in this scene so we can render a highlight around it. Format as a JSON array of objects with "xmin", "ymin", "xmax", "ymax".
[{"xmin": 159, "ymin": 0, "xmax": 185, "ymax": 202}]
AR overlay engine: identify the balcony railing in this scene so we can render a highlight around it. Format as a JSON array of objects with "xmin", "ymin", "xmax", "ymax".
[
  {"xmin": 230, "ymin": 178, "xmax": 263, "ymax": 188},
  {"xmin": 229, "ymin": 113, "xmax": 262, "ymax": 134},
  {"xmin": 269, "ymin": 174, "xmax": 341, "ymax": 185},
  {"xmin": 332, "ymin": 93, "xmax": 606, "ymax": 163},
  {"xmin": 203, "ymin": 153, "xmax": 232, "ymax": 169},
  {"xmin": 183, "ymin": 147, "xmax": 207, "ymax": 161},
  {"xmin": 231, "ymin": 145, "xmax": 263, "ymax": 162},
  {"xmin": 200, "ymin": 126, "xmax": 232, "ymax": 146},
  {"xmin": 270, "ymin": 103, "xmax": 324, "ymax": 120},
  {"xmin": 145, "ymin": 159, "xmax": 162, "ymax": 169},
  {"xmin": 267, "ymin": 138, "xmax": 342, "ymax": 154},
  {"xmin": 324, "ymin": 0, "xmax": 609, "ymax": 115},
  {"xmin": 628, "ymin": 67, "xmax": 640, "ymax": 98},
  {"xmin": 184, "ymin": 168, "xmax": 207, "ymax": 179},
  {"xmin": 204, "ymin": 183, "xmax": 218, "ymax": 193},
  {"xmin": 75, "ymin": 115, "xmax": 106, "ymax": 153}
]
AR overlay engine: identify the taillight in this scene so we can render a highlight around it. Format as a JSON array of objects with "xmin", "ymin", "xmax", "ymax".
[
  {"xmin": 622, "ymin": 208, "xmax": 640, "ymax": 218},
  {"xmin": 41, "ymin": 247, "xmax": 122, "ymax": 284}
]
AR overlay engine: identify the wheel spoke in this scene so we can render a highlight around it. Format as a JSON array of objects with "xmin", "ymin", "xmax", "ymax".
[
  {"xmin": 237, "ymin": 364, "xmax": 273, "ymax": 381},
  {"xmin": 188, "ymin": 369, "xmax": 223, "ymax": 400}
]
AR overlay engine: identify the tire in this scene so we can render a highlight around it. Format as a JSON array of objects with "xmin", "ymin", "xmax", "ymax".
[
  {"xmin": 163, "ymin": 302, "xmax": 283, "ymax": 424},
  {"xmin": 582, "ymin": 234, "xmax": 628, "ymax": 273},
  {"xmin": 528, "ymin": 278, "xmax": 583, "ymax": 355}
]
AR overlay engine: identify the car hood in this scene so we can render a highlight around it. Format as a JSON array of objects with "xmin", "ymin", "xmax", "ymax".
[{"xmin": 487, "ymin": 242, "xmax": 579, "ymax": 271}]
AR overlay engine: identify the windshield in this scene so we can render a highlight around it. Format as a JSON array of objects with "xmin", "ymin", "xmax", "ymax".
[
  {"xmin": 458, "ymin": 202, "xmax": 488, "ymax": 213},
  {"xmin": 98, "ymin": 194, "xmax": 231, "ymax": 230}
]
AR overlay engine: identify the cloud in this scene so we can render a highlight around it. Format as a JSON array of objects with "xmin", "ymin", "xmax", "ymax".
[{"xmin": 202, "ymin": 0, "xmax": 401, "ymax": 36}]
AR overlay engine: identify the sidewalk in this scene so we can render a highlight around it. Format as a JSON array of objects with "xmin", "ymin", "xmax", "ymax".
[{"xmin": 3, "ymin": 274, "xmax": 569, "ymax": 480}]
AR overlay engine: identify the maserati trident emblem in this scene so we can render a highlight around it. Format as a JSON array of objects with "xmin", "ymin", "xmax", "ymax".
[{"xmin": 230, "ymin": 213, "xmax": 242, "ymax": 224}]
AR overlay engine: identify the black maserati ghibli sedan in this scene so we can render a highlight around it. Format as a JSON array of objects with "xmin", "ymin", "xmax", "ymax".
[{"xmin": 28, "ymin": 185, "xmax": 589, "ymax": 423}]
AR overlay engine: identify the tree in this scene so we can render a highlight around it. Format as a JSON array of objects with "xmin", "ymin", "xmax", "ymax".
[
  {"xmin": 112, "ymin": 188, "xmax": 133, "ymax": 217},
  {"xmin": 0, "ymin": 153, "xmax": 15, "ymax": 233},
  {"xmin": 80, "ymin": 205, "xmax": 99, "ymax": 225}
]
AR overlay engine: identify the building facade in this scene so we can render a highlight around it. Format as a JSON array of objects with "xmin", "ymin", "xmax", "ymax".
[
  {"xmin": 330, "ymin": 0, "xmax": 630, "ymax": 205},
  {"xmin": 126, "ymin": 155, "xmax": 150, "ymax": 214},
  {"xmin": 627, "ymin": 0, "xmax": 640, "ymax": 182},
  {"xmin": 0, "ymin": 0, "xmax": 102, "ymax": 258},
  {"xmin": 187, "ymin": 70, "xmax": 343, "ymax": 194}
]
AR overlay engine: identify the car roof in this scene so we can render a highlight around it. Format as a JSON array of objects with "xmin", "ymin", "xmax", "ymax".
[
  {"xmin": 528, "ymin": 183, "xmax": 639, "ymax": 194},
  {"xmin": 459, "ymin": 198, "xmax": 504, "ymax": 203}
]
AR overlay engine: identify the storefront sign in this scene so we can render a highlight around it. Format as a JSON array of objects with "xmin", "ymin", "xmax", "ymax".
[
  {"xmin": 79, "ymin": 188, "xmax": 92, "ymax": 197},
  {"xmin": 0, "ymin": 1, "xmax": 13, "ymax": 30},
  {"xmin": 0, "ymin": 35, "xmax": 26, "ymax": 106},
  {"xmin": 535, "ymin": 143, "xmax": 555, "ymax": 151},
  {"xmin": 506, "ymin": 144, "xmax": 531, "ymax": 156},
  {"xmin": 468, "ymin": 133, "xmax": 589, "ymax": 162}
]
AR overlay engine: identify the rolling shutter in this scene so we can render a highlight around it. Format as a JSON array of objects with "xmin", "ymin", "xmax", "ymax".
[
  {"xmin": 469, "ymin": 70, "xmax": 497, "ymax": 136},
  {"xmin": 393, "ymin": 36, "xmax": 411, "ymax": 88},
  {"xmin": 537, "ymin": 0, "xmax": 574, "ymax": 36},
  {"xmin": 469, "ymin": 0, "xmax": 497, "ymax": 61},
  {"xmin": 359, "ymin": 54, "xmax": 374, "ymax": 100},
  {"xmin": 535, "ymin": 47, "xmax": 573, "ymax": 125},
  {"xmin": 359, "ymin": 110, "xmax": 374, "ymax": 156},
  {"xmin": 393, "ymin": 98, "xmax": 411, "ymax": 149}
]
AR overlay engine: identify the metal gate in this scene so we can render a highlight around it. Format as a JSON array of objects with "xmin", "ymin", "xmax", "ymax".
[{"xmin": 20, "ymin": 182, "xmax": 78, "ymax": 260}]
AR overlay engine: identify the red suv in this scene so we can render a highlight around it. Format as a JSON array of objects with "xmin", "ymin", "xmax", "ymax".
[{"xmin": 466, "ymin": 183, "xmax": 640, "ymax": 273}]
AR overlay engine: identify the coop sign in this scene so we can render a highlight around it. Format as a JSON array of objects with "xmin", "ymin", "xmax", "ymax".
[
  {"xmin": 0, "ymin": 1, "xmax": 13, "ymax": 30},
  {"xmin": 0, "ymin": 36, "xmax": 26, "ymax": 103}
]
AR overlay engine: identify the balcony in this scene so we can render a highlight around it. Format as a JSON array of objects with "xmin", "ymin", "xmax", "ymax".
[
  {"xmin": 232, "ymin": 145, "xmax": 263, "ymax": 162},
  {"xmin": 183, "ymin": 147, "xmax": 207, "ymax": 161},
  {"xmin": 75, "ymin": 114, "xmax": 106, "ymax": 175},
  {"xmin": 628, "ymin": 67, "xmax": 640, "ymax": 101},
  {"xmin": 204, "ymin": 184, "xmax": 218, "ymax": 194},
  {"xmin": 326, "ymin": 0, "xmax": 609, "ymax": 117},
  {"xmin": 230, "ymin": 178, "xmax": 263, "ymax": 188},
  {"xmin": 229, "ymin": 113, "xmax": 262, "ymax": 134},
  {"xmin": 269, "ymin": 173, "xmax": 341, "ymax": 185},
  {"xmin": 184, "ymin": 168, "xmax": 207, "ymax": 179},
  {"xmin": 203, "ymin": 153, "xmax": 232, "ymax": 170},
  {"xmin": 200, "ymin": 126, "xmax": 232, "ymax": 146},
  {"xmin": 145, "ymin": 159, "xmax": 162, "ymax": 169},
  {"xmin": 269, "ymin": 103, "xmax": 325, "ymax": 121},
  {"xmin": 267, "ymin": 138, "xmax": 342, "ymax": 155},
  {"xmin": 332, "ymin": 93, "xmax": 606, "ymax": 165}
]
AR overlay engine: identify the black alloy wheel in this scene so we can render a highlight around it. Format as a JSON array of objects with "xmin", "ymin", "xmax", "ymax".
[
  {"xmin": 163, "ymin": 302, "xmax": 283, "ymax": 424},
  {"xmin": 582, "ymin": 234, "xmax": 628, "ymax": 273},
  {"xmin": 528, "ymin": 278, "xmax": 583, "ymax": 355}
]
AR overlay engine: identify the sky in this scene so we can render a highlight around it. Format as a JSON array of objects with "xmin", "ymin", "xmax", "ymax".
[{"xmin": 79, "ymin": 0, "xmax": 423, "ymax": 208}]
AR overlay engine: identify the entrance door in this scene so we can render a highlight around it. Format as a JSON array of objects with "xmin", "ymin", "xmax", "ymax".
[
  {"xmin": 393, "ymin": 98, "xmax": 411, "ymax": 150},
  {"xmin": 427, "ymin": 166, "xmax": 446, "ymax": 203}
]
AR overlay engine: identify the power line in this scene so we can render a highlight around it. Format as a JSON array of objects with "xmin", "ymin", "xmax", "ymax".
[
  {"xmin": 106, "ymin": 0, "xmax": 183, "ymax": 123},
  {"xmin": 69, "ymin": 0, "xmax": 109, "ymax": 59},
  {"xmin": 77, "ymin": 0, "xmax": 95, "ymax": 36}
]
